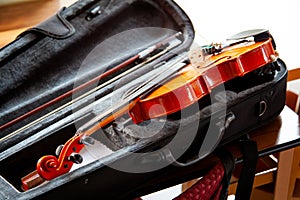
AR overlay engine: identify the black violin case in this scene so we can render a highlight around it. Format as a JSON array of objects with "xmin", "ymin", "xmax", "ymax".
[{"xmin": 0, "ymin": 0, "xmax": 287, "ymax": 199}]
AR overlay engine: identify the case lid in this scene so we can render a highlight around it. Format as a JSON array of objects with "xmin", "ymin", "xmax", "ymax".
[{"xmin": 0, "ymin": 0, "xmax": 194, "ymax": 149}]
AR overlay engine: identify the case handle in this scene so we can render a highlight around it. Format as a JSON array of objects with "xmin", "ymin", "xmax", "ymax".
[{"xmin": 19, "ymin": 8, "xmax": 76, "ymax": 39}]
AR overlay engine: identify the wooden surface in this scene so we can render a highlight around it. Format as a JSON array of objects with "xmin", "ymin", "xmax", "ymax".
[
  {"xmin": 184, "ymin": 106, "xmax": 300, "ymax": 198},
  {"xmin": 275, "ymin": 146, "xmax": 300, "ymax": 200},
  {"xmin": 274, "ymin": 69, "xmax": 300, "ymax": 200},
  {"xmin": 233, "ymin": 106, "xmax": 300, "ymax": 198},
  {"xmin": 249, "ymin": 106, "xmax": 300, "ymax": 155},
  {"xmin": 225, "ymin": 106, "xmax": 300, "ymax": 161}
]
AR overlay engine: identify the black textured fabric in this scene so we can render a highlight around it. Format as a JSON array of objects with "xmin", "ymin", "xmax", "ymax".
[
  {"xmin": 235, "ymin": 140, "xmax": 258, "ymax": 200},
  {"xmin": 214, "ymin": 149, "xmax": 236, "ymax": 200},
  {"xmin": 0, "ymin": 0, "xmax": 195, "ymax": 140}
]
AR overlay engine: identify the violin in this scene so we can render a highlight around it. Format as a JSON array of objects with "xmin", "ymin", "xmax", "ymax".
[
  {"xmin": 129, "ymin": 38, "xmax": 277, "ymax": 123},
  {"xmin": 22, "ymin": 30, "xmax": 278, "ymax": 190}
]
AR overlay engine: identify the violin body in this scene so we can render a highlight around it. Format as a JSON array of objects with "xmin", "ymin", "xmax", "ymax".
[{"xmin": 129, "ymin": 39, "xmax": 277, "ymax": 123}]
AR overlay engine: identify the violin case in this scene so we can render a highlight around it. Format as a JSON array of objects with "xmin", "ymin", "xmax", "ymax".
[{"xmin": 0, "ymin": 0, "xmax": 287, "ymax": 199}]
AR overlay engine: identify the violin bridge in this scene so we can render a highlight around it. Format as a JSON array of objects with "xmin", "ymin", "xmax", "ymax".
[{"xmin": 188, "ymin": 46, "xmax": 206, "ymax": 67}]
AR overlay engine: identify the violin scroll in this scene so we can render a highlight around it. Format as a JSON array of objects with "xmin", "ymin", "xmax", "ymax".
[{"xmin": 36, "ymin": 134, "xmax": 85, "ymax": 180}]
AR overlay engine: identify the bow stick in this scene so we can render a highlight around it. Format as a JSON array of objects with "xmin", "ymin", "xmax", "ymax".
[
  {"xmin": 0, "ymin": 32, "xmax": 183, "ymax": 132},
  {"xmin": 21, "ymin": 52, "xmax": 188, "ymax": 190}
]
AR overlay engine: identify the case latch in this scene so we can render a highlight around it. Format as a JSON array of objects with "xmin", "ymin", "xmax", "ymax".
[{"xmin": 86, "ymin": 6, "xmax": 102, "ymax": 21}]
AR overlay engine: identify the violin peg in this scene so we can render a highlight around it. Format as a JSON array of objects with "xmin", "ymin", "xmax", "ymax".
[
  {"xmin": 270, "ymin": 54, "xmax": 278, "ymax": 62},
  {"xmin": 55, "ymin": 144, "xmax": 64, "ymax": 156},
  {"xmin": 68, "ymin": 153, "xmax": 83, "ymax": 164}
]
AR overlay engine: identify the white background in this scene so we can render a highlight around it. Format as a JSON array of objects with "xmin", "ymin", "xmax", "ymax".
[{"xmin": 174, "ymin": 0, "xmax": 300, "ymax": 70}]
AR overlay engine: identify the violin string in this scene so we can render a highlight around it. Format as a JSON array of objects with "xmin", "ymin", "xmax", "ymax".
[
  {"xmin": 84, "ymin": 39, "xmax": 263, "ymax": 134},
  {"xmin": 37, "ymin": 55, "xmax": 188, "ymax": 182},
  {"xmin": 77, "ymin": 54, "xmax": 188, "ymax": 134},
  {"xmin": 0, "ymin": 32, "xmax": 183, "ymax": 132},
  {"xmin": 1, "ymin": 38, "xmax": 182, "ymax": 142}
]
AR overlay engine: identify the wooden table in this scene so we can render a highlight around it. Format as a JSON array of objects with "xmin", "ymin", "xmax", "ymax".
[
  {"xmin": 235, "ymin": 105, "xmax": 300, "ymax": 159},
  {"xmin": 253, "ymin": 106, "xmax": 300, "ymax": 200},
  {"xmin": 183, "ymin": 106, "xmax": 300, "ymax": 199},
  {"xmin": 121, "ymin": 105, "xmax": 300, "ymax": 200}
]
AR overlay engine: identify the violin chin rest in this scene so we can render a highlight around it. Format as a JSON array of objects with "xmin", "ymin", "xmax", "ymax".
[{"xmin": 227, "ymin": 29, "xmax": 269, "ymax": 41}]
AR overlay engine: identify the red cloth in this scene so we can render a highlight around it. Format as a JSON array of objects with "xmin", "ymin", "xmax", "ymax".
[
  {"xmin": 134, "ymin": 161, "xmax": 225, "ymax": 200},
  {"xmin": 173, "ymin": 162, "xmax": 225, "ymax": 200}
]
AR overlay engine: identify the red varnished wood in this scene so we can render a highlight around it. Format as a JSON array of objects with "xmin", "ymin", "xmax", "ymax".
[
  {"xmin": 130, "ymin": 39, "xmax": 276, "ymax": 123},
  {"xmin": 36, "ymin": 135, "xmax": 84, "ymax": 180}
]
